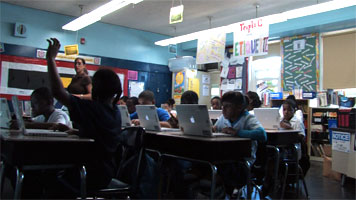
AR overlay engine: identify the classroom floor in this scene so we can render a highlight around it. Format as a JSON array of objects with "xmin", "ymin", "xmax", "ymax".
[{"xmin": 1, "ymin": 160, "xmax": 355, "ymax": 199}]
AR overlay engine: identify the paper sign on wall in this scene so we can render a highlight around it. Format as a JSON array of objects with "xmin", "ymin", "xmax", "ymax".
[
  {"xmin": 233, "ymin": 17, "xmax": 269, "ymax": 57},
  {"xmin": 170, "ymin": 5, "xmax": 184, "ymax": 24},
  {"xmin": 332, "ymin": 131, "xmax": 351, "ymax": 153},
  {"xmin": 188, "ymin": 78, "xmax": 200, "ymax": 96},
  {"xmin": 196, "ymin": 32, "xmax": 226, "ymax": 64}
]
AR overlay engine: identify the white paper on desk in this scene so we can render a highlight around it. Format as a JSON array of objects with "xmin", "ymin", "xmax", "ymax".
[
  {"xmin": 235, "ymin": 78, "xmax": 242, "ymax": 89},
  {"xmin": 236, "ymin": 66, "xmax": 243, "ymax": 78},
  {"xmin": 220, "ymin": 66, "xmax": 229, "ymax": 78},
  {"xmin": 221, "ymin": 79, "xmax": 228, "ymax": 90},
  {"xmin": 227, "ymin": 79, "xmax": 235, "ymax": 90},
  {"xmin": 202, "ymin": 84, "xmax": 210, "ymax": 96}
]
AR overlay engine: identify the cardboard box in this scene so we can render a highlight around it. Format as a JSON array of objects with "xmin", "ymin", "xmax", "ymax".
[
  {"xmin": 323, "ymin": 156, "xmax": 341, "ymax": 181},
  {"xmin": 323, "ymin": 144, "xmax": 332, "ymax": 157}
]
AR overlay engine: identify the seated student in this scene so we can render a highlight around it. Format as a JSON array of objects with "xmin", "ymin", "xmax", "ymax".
[
  {"xmin": 27, "ymin": 87, "xmax": 72, "ymax": 131},
  {"xmin": 130, "ymin": 90, "xmax": 170, "ymax": 122},
  {"xmin": 46, "ymin": 38, "xmax": 123, "ymax": 193},
  {"xmin": 119, "ymin": 95, "xmax": 129, "ymax": 105},
  {"xmin": 279, "ymin": 95, "xmax": 303, "ymax": 121},
  {"xmin": 165, "ymin": 90, "xmax": 199, "ymax": 128},
  {"xmin": 210, "ymin": 96, "xmax": 222, "ymax": 110},
  {"xmin": 280, "ymin": 98, "xmax": 310, "ymax": 176},
  {"xmin": 162, "ymin": 98, "xmax": 177, "ymax": 117},
  {"xmin": 246, "ymin": 91, "xmax": 262, "ymax": 114},
  {"xmin": 126, "ymin": 96, "xmax": 139, "ymax": 114},
  {"xmin": 212, "ymin": 91, "xmax": 267, "ymax": 195}
]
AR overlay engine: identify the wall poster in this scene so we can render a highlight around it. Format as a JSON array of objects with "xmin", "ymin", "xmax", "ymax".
[
  {"xmin": 173, "ymin": 71, "xmax": 185, "ymax": 100},
  {"xmin": 281, "ymin": 33, "xmax": 319, "ymax": 92}
]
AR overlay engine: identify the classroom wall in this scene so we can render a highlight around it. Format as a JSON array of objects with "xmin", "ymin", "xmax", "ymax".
[{"xmin": 0, "ymin": 2, "xmax": 192, "ymax": 66}]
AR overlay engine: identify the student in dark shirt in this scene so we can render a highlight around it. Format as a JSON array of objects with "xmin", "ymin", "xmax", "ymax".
[
  {"xmin": 46, "ymin": 38, "xmax": 122, "ymax": 191},
  {"xmin": 67, "ymin": 57, "xmax": 92, "ymax": 100}
]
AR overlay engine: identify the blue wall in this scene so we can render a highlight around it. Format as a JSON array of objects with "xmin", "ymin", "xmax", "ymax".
[{"xmin": 0, "ymin": 2, "xmax": 194, "ymax": 65}]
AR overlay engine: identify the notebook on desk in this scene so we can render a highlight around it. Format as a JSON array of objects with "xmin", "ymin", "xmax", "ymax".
[
  {"xmin": 0, "ymin": 98, "xmax": 12, "ymax": 129},
  {"xmin": 11, "ymin": 96, "xmax": 68, "ymax": 137},
  {"xmin": 136, "ymin": 105, "xmax": 180, "ymax": 132},
  {"xmin": 254, "ymin": 108, "xmax": 281, "ymax": 130},
  {"xmin": 117, "ymin": 105, "xmax": 133, "ymax": 127},
  {"xmin": 176, "ymin": 105, "xmax": 231, "ymax": 137}
]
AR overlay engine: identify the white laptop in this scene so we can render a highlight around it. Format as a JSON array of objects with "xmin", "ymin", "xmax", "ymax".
[
  {"xmin": 254, "ymin": 108, "xmax": 281, "ymax": 130},
  {"xmin": 117, "ymin": 105, "xmax": 132, "ymax": 127},
  {"xmin": 176, "ymin": 105, "xmax": 231, "ymax": 137},
  {"xmin": 0, "ymin": 98, "xmax": 12, "ymax": 129},
  {"xmin": 12, "ymin": 96, "xmax": 68, "ymax": 137},
  {"xmin": 135, "ymin": 105, "xmax": 180, "ymax": 132}
]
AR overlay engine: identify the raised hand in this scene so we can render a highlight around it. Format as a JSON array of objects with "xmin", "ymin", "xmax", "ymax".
[{"xmin": 46, "ymin": 38, "xmax": 60, "ymax": 60}]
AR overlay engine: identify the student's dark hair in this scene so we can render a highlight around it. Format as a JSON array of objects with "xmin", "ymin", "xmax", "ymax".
[
  {"xmin": 31, "ymin": 87, "xmax": 53, "ymax": 104},
  {"xmin": 138, "ymin": 90, "xmax": 155, "ymax": 102},
  {"xmin": 91, "ymin": 68, "xmax": 122, "ymax": 107},
  {"xmin": 247, "ymin": 91, "xmax": 262, "ymax": 108},
  {"xmin": 128, "ymin": 97, "xmax": 139, "ymax": 105},
  {"xmin": 221, "ymin": 91, "xmax": 248, "ymax": 109},
  {"xmin": 120, "ymin": 96, "xmax": 129, "ymax": 102},
  {"xmin": 286, "ymin": 95, "xmax": 298, "ymax": 108},
  {"xmin": 283, "ymin": 99, "xmax": 297, "ymax": 112},
  {"xmin": 211, "ymin": 96, "xmax": 221, "ymax": 103},
  {"xmin": 181, "ymin": 90, "xmax": 199, "ymax": 104},
  {"xmin": 74, "ymin": 57, "xmax": 86, "ymax": 65},
  {"xmin": 166, "ymin": 98, "xmax": 175, "ymax": 107}
]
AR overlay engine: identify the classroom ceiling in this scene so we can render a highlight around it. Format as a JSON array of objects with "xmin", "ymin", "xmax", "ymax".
[{"xmin": 2, "ymin": 0, "xmax": 332, "ymax": 36}]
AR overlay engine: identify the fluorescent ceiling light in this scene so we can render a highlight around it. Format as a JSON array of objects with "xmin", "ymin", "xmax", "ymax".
[
  {"xmin": 63, "ymin": 0, "xmax": 144, "ymax": 31},
  {"xmin": 155, "ymin": 0, "xmax": 356, "ymax": 46}
]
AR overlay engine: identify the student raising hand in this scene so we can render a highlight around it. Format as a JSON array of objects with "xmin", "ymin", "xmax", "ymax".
[{"xmin": 46, "ymin": 38, "xmax": 60, "ymax": 60}]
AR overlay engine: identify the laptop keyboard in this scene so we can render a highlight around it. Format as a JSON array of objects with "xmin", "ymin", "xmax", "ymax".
[
  {"xmin": 212, "ymin": 132, "xmax": 232, "ymax": 137},
  {"xmin": 25, "ymin": 129, "xmax": 68, "ymax": 137}
]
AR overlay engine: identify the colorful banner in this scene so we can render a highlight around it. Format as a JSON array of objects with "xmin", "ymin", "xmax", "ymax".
[
  {"xmin": 173, "ymin": 71, "xmax": 185, "ymax": 99},
  {"xmin": 233, "ymin": 17, "xmax": 269, "ymax": 57},
  {"xmin": 196, "ymin": 32, "xmax": 226, "ymax": 64}
]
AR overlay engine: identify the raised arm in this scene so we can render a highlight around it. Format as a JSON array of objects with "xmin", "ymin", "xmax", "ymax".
[{"xmin": 46, "ymin": 38, "xmax": 71, "ymax": 108}]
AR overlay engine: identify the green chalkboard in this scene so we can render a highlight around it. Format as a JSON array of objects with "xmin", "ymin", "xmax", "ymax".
[{"xmin": 281, "ymin": 34, "xmax": 319, "ymax": 92}]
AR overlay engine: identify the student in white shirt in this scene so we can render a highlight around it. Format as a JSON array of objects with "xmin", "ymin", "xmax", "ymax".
[
  {"xmin": 29, "ymin": 87, "xmax": 72, "ymax": 130},
  {"xmin": 279, "ymin": 95, "xmax": 304, "ymax": 122}
]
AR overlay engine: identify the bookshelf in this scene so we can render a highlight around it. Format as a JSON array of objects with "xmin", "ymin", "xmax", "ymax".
[{"xmin": 307, "ymin": 107, "xmax": 339, "ymax": 161}]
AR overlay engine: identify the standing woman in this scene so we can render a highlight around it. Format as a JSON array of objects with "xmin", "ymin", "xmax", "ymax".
[{"xmin": 67, "ymin": 58, "xmax": 92, "ymax": 100}]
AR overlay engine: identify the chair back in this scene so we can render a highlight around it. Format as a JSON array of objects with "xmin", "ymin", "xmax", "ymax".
[{"xmin": 116, "ymin": 127, "xmax": 146, "ymax": 194}]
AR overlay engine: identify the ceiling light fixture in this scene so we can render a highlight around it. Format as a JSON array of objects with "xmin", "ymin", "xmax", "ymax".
[
  {"xmin": 63, "ymin": 0, "xmax": 144, "ymax": 31},
  {"xmin": 155, "ymin": 0, "xmax": 356, "ymax": 46}
]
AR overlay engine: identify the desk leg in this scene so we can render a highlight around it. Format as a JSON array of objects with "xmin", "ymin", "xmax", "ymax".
[
  {"xmin": 209, "ymin": 164, "xmax": 217, "ymax": 199},
  {"xmin": 267, "ymin": 146, "xmax": 280, "ymax": 198},
  {"xmin": 79, "ymin": 166, "xmax": 86, "ymax": 199},
  {"xmin": 281, "ymin": 162, "xmax": 288, "ymax": 199},
  {"xmin": 0, "ymin": 161, "xmax": 4, "ymax": 195},
  {"xmin": 14, "ymin": 167, "xmax": 24, "ymax": 200},
  {"xmin": 293, "ymin": 144, "xmax": 299, "ymax": 198}
]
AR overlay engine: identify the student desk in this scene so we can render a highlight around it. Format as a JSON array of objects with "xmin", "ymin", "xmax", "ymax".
[
  {"xmin": 0, "ymin": 129, "xmax": 94, "ymax": 199},
  {"xmin": 265, "ymin": 129, "xmax": 301, "ymax": 198},
  {"xmin": 144, "ymin": 131, "xmax": 251, "ymax": 199}
]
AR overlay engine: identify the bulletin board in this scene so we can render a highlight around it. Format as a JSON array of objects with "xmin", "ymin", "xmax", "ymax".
[{"xmin": 281, "ymin": 33, "xmax": 319, "ymax": 92}]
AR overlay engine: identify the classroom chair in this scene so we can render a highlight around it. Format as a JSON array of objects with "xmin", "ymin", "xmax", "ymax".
[{"xmin": 61, "ymin": 127, "xmax": 146, "ymax": 199}]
